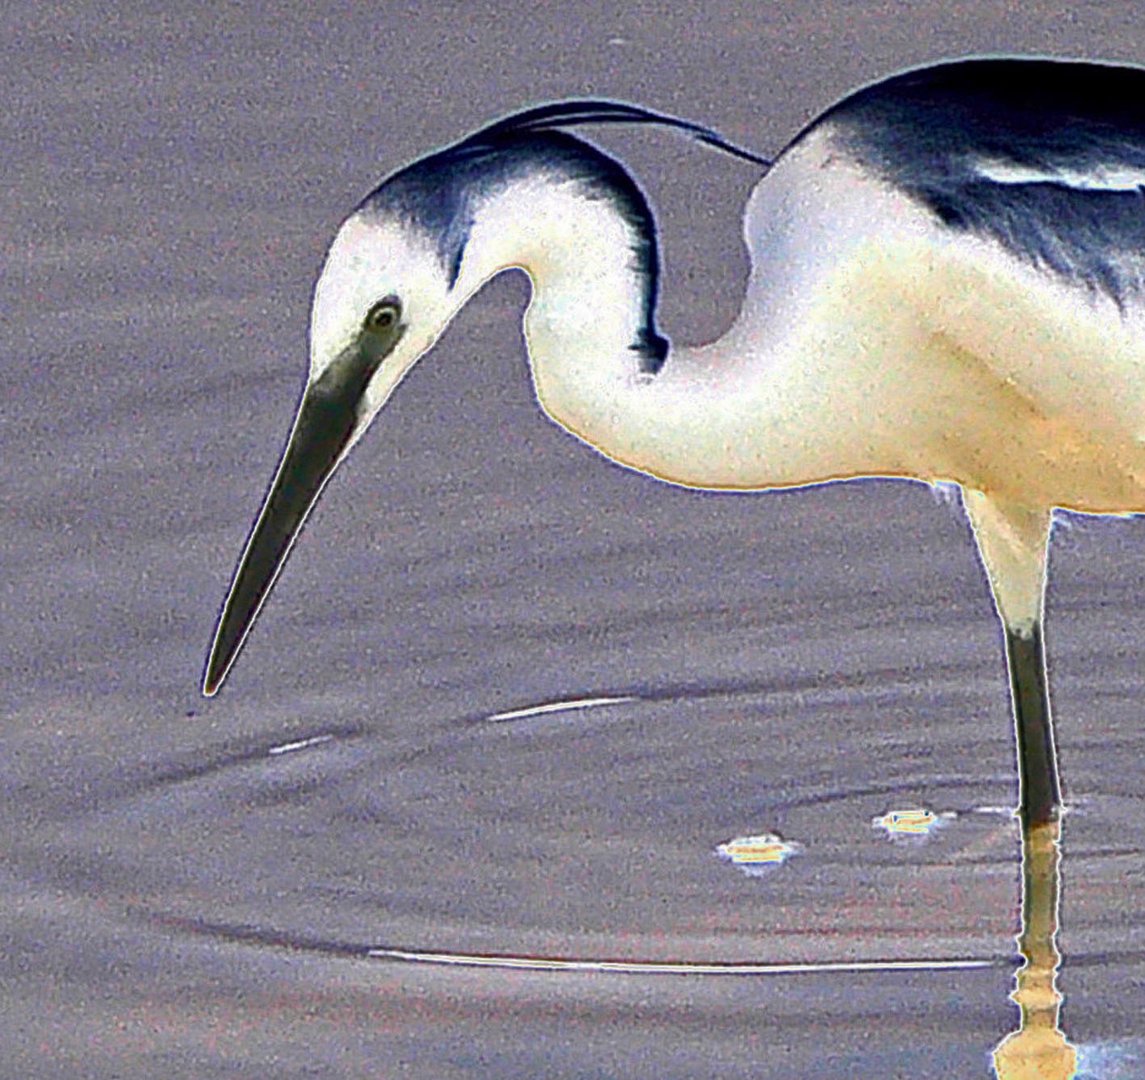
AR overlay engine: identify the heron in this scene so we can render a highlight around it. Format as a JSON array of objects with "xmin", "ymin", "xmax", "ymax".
[{"xmin": 203, "ymin": 56, "xmax": 1145, "ymax": 847}]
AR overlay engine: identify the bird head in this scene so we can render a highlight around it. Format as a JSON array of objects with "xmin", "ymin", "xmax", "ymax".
[
  {"xmin": 201, "ymin": 205, "xmax": 461, "ymax": 696},
  {"xmin": 309, "ymin": 210, "xmax": 458, "ymax": 430},
  {"xmin": 203, "ymin": 130, "xmax": 636, "ymax": 697},
  {"xmin": 203, "ymin": 100, "xmax": 768, "ymax": 696}
]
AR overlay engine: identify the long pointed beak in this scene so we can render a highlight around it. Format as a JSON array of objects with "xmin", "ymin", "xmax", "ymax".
[{"xmin": 202, "ymin": 351, "xmax": 373, "ymax": 696}]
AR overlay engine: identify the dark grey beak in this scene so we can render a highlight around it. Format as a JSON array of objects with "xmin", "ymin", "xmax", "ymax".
[{"xmin": 202, "ymin": 345, "xmax": 380, "ymax": 696}]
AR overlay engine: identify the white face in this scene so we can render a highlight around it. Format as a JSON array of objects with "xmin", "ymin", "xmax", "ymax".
[
  {"xmin": 309, "ymin": 211, "xmax": 456, "ymax": 421},
  {"xmin": 202, "ymin": 209, "xmax": 464, "ymax": 697}
]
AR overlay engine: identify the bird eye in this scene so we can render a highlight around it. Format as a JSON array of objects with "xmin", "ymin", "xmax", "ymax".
[{"xmin": 365, "ymin": 298, "xmax": 401, "ymax": 333}]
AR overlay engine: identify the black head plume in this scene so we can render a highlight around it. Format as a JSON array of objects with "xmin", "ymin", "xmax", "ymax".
[{"xmin": 461, "ymin": 99, "xmax": 772, "ymax": 170}]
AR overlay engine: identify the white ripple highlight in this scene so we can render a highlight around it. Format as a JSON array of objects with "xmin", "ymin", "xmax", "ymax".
[
  {"xmin": 267, "ymin": 734, "xmax": 334, "ymax": 756},
  {"xmin": 366, "ymin": 947, "xmax": 992, "ymax": 976},
  {"xmin": 487, "ymin": 696, "xmax": 640, "ymax": 723}
]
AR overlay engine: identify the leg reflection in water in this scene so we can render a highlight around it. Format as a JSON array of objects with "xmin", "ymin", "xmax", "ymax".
[{"xmin": 992, "ymin": 818, "xmax": 1077, "ymax": 1079}]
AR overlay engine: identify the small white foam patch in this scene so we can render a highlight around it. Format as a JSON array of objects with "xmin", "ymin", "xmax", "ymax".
[
  {"xmin": 267, "ymin": 734, "xmax": 334, "ymax": 756},
  {"xmin": 487, "ymin": 696, "xmax": 639, "ymax": 723},
  {"xmin": 974, "ymin": 157, "xmax": 1145, "ymax": 191},
  {"xmin": 716, "ymin": 832, "xmax": 803, "ymax": 876},
  {"xmin": 365, "ymin": 947, "xmax": 990, "ymax": 975},
  {"xmin": 871, "ymin": 807, "xmax": 957, "ymax": 840},
  {"xmin": 929, "ymin": 480, "xmax": 962, "ymax": 507}
]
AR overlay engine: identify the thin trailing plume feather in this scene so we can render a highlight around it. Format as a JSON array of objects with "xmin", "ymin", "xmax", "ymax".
[
  {"xmin": 465, "ymin": 99, "xmax": 773, "ymax": 170},
  {"xmin": 365, "ymin": 100, "xmax": 769, "ymax": 370}
]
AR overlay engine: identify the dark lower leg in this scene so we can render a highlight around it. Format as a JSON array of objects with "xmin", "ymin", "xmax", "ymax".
[{"xmin": 1005, "ymin": 622, "xmax": 1062, "ymax": 830}]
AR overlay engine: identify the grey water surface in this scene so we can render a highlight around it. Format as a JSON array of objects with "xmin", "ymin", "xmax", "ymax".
[{"xmin": 3, "ymin": 3, "xmax": 1145, "ymax": 1077}]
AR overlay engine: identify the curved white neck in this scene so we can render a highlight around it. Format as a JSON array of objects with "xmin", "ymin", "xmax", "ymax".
[{"xmin": 449, "ymin": 170, "xmax": 897, "ymax": 492}]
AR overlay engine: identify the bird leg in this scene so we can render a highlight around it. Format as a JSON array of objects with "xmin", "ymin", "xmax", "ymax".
[
  {"xmin": 962, "ymin": 490, "xmax": 1060, "ymax": 827},
  {"xmin": 1005, "ymin": 623, "xmax": 1062, "ymax": 829},
  {"xmin": 965, "ymin": 491, "xmax": 1073, "ymax": 1073}
]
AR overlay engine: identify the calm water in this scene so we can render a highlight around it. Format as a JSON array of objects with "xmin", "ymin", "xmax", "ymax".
[{"xmin": 3, "ymin": 3, "xmax": 1145, "ymax": 1076}]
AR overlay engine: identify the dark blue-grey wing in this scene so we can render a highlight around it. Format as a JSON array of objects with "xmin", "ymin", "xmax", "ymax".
[{"xmin": 816, "ymin": 58, "xmax": 1145, "ymax": 305}]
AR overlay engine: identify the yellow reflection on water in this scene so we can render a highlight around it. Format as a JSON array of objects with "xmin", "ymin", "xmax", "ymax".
[{"xmin": 992, "ymin": 818, "xmax": 1077, "ymax": 1079}]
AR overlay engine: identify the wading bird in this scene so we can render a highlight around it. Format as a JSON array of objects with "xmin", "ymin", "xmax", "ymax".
[{"xmin": 204, "ymin": 58, "xmax": 1145, "ymax": 840}]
